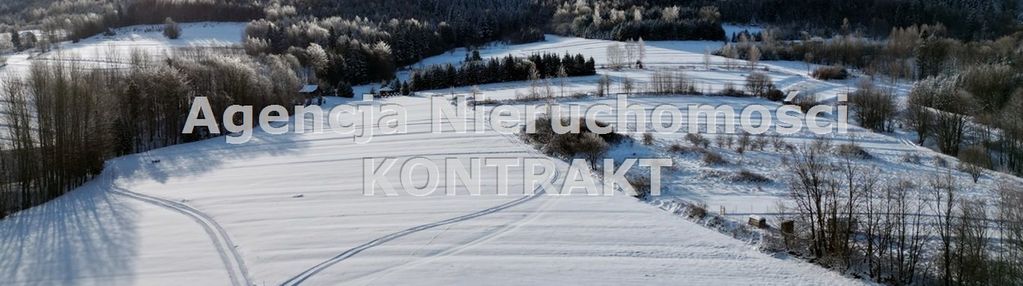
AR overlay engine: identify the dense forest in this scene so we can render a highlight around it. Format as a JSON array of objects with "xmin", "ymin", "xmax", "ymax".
[
  {"xmin": 0, "ymin": 48, "xmax": 302, "ymax": 217},
  {"xmin": 410, "ymin": 52, "xmax": 596, "ymax": 91}
]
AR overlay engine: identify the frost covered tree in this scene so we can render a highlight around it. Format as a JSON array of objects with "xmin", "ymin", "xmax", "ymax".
[{"xmin": 606, "ymin": 43, "xmax": 625, "ymax": 69}]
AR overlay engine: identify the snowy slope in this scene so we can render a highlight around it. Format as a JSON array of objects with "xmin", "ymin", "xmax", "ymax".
[
  {"xmin": 0, "ymin": 23, "xmax": 916, "ymax": 285},
  {"xmin": 0, "ymin": 93, "xmax": 864, "ymax": 285}
]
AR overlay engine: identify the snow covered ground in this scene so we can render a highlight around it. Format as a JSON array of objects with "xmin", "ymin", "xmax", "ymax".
[
  {"xmin": 402, "ymin": 33, "xmax": 1017, "ymax": 228},
  {"xmin": 0, "ymin": 22, "xmax": 246, "ymax": 78},
  {"xmin": 3, "ymin": 22, "xmax": 1012, "ymax": 285},
  {"xmin": 0, "ymin": 96, "xmax": 863, "ymax": 285},
  {"xmin": 404, "ymin": 33, "xmax": 1013, "ymax": 221}
]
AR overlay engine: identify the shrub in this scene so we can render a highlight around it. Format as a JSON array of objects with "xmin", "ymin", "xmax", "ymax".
[
  {"xmin": 770, "ymin": 133, "xmax": 787, "ymax": 151},
  {"xmin": 685, "ymin": 133, "xmax": 710, "ymax": 148},
  {"xmin": 163, "ymin": 17, "xmax": 182, "ymax": 39},
  {"xmin": 836, "ymin": 143, "xmax": 872, "ymax": 160},
  {"xmin": 958, "ymin": 145, "xmax": 991, "ymax": 183},
  {"xmin": 849, "ymin": 80, "xmax": 897, "ymax": 132},
  {"xmin": 687, "ymin": 202, "xmax": 708, "ymax": 219},
  {"xmin": 669, "ymin": 144, "xmax": 703, "ymax": 154},
  {"xmin": 642, "ymin": 132, "xmax": 654, "ymax": 145},
  {"xmin": 736, "ymin": 132, "xmax": 752, "ymax": 154},
  {"xmin": 792, "ymin": 93, "xmax": 821, "ymax": 113},
  {"xmin": 703, "ymin": 150, "xmax": 727, "ymax": 165},
  {"xmin": 745, "ymin": 72, "xmax": 773, "ymax": 98},
  {"xmin": 901, "ymin": 153, "xmax": 921, "ymax": 164},
  {"xmin": 765, "ymin": 88, "xmax": 785, "ymax": 102},
  {"xmin": 811, "ymin": 65, "xmax": 849, "ymax": 80},
  {"xmin": 720, "ymin": 82, "xmax": 747, "ymax": 97},
  {"xmin": 934, "ymin": 155, "xmax": 948, "ymax": 168},
  {"xmin": 522, "ymin": 117, "xmax": 623, "ymax": 166},
  {"xmin": 628, "ymin": 175, "xmax": 651, "ymax": 199},
  {"xmin": 733, "ymin": 170, "xmax": 771, "ymax": 183},
  {"xmin": 753, "ymin": 133, "xmax": 769, "ymax": 151}
]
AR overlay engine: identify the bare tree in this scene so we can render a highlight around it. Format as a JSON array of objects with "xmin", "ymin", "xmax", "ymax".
[
  {"xmin": 787, "ymin": 138, "xmax": 837, "ymax": 258},
  {"xmin": 597, "ymin": 74, "xmax": 611, "ymax": 97},
  {"xmin": 606, "ymin": 43, "xmax": 625, "ymax": 69},
  {"xmin": 996, "ymin": 181, "xmax": 1023, "ymax": 282},
  {"xmin": 621, "ymin": 76, "xmax": 633, "ymax": 96},
  {"xmin": 557, "ymin": 65, "xmax": 568, "ymax": 97},
  {"xmin": 849, "ymin": 79, "xmax": 898, "ymax": 132},
  {"xmin": 745, "ymin": 72, "xmax": 773, "ymax": 98},
  {"xmin": 748, "ymin": 44, "xmax": 761, "ymax": 70},
  {"xmin": 703, "ymin": 48, "xmax": 712, "ymax": 70},
  {"xmin": 931, "ymin": 169, "xmax": 960, "ymax": 285},
  {"xmin": 957, "ymin": 145, "xmax": 991, "ymax": 183}
]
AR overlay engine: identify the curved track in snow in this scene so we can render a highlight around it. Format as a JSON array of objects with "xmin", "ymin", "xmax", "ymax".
[{"xmin": 110, "ymin": 187, "xmax": 253, "ymax": 286}]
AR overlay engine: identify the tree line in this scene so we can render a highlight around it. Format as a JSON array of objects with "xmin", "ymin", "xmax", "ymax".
[
  {"xmin": 1, "ymin": 0, "xmax": 264, "ymax": 47},
  {"xmin": 549, "ymin": 1, "xmax": 724, "ymax": 41},
  {"xmin": 783, "ymin": 137, "xmax": 1023, "ymax": 284},
  {"xmin": 0, "ymin": 49, "xmax": 301, "ymax": 218},
  {"xmin": 707, "ymin": 0, "xmax": 1018, "ymax": 40},
  {"xmin": 409, "ymin": 52, "xmax": 595, "ymax": 92},
  {"xmin": 242, "ymin": 0, "xmax": 547, "ymax": 92}
]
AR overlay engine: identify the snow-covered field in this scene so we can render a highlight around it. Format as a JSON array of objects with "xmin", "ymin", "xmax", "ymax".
[
  {"xmin": 1, "ymin": 22, "xmax": 1015, "ymax": 285},
  {"xmin": 405, "ymin": 33, "xmax": 1014, "ymax": 222},
  {"xmin": 0, "ymin": 95, "xmax": 861, "ymax": 285},
  {"xmin": 0, "ymin": 22, "xmax": 246, "ymax": 81}
]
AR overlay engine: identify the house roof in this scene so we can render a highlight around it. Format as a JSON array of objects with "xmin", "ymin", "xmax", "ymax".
[
  {"xmin": 378, "ymin": 87, "xmax": 395, "ymax": 92},
  {"xmin": 299, "ymin": 84, "xmax": 319, "ymax": 93}
]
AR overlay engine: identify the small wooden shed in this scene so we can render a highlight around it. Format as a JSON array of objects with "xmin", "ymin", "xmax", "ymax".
[
  {"xmin": 748, "ymin": 215, "xmax": 768, "ymax": 228},
  {"xmin": 299, "ymin": 84, "xmax": 321, "ymax": 97}
]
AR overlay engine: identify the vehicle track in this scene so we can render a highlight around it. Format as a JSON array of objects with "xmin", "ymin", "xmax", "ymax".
[
  {"xmin": 347, "ymin": 191, "xmax": 562, "ymax": 285},
  {"xmin": 109, "ymin": 185, "xmax": 253, "ymax": 286},
  {"xmin": 278, "ymin": 173, "xmax": 556, "ymax": 286},
  {"xmin": 280, "ymin": 125, "xmax": 560, "ymax": 286}
]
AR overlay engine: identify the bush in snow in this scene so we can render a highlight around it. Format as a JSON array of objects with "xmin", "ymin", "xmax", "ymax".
[
  {"xmin": 719, "ymin": 82, "xmax": 747, "ymax": 97},
  {"xmin": 686, "ymin": 202, "xmax": 708, "ymax": 219},
  {"xmin": 957, "ymin": 145, "xmax": 991, "ymax": 183},
  {"xmin": 702, "ymin": 150, "xmax": 727, "ymax": 165},
  {"xmin": 685, "ymin": 133, "xmax": 710, "ymax": 148},
  {"xmin": 811, "ymin": 65, "xmax": 849, "ymax": 80},
  {"xmin": 522, "ymin": 117, "xmax": 624, "ymax": 167},
  {"xmin": 836, "ymin": 143, "xmax": 872, "ymax": 160},
  {"xmin": 849, "ymin": 79, "xmax": 897, "ymax": 132},
  {"xmin": 668, "ymin": 144, "xmax": 702, "ymax": 154},
  {"xmin": 163, "ymin": 18, "xmax": 182, "ymax": 39},
  {"xmin": 627, "ymin": 175, "xmax": 651, "ymax": 199},
  {"xmin": 792, "ymin": 93, "xmax": 820, "ymax": 113},
  {"xmin": 744, "ymin": 72, "xmax": 773, "ymax": 98},
  {"xmin": 642, "ymin": 132, "xmax": 654, "ymax": 145},
  {"xmin": 733, "ymin": 170, "xmax": 771, "ymax": 183},
  {"xmin": 765, "ymin": 88, "xmax": 785, "ymax": 102}
]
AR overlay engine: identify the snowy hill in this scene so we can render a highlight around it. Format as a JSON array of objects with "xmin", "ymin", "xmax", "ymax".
[
  {"xmin": 0, "ymin": 95, "xmax": 862, "ymax": 285},
  {"xmin": 2, "ymin": 22, "xmax": 1017, "ymax": 285}
]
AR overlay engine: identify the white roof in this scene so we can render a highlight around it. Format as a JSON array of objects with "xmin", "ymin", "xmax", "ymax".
[{"xmin": 299, "ymin": 85, "xmax": 318, "ymax": 93}]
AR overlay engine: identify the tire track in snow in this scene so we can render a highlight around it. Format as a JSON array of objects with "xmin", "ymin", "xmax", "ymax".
[
  {"xmin": 280, "ymin": 99, "xmax": 564, "ymax": 283},
  {"xmin": 348, "ymin": 192, "xmax": 562, "ymax": 284},
  {"xmin": 279, "ymin": 174, "xmax": 556, "ymax": 286},
  {"xmin": 110, "ymin": 186, "xmax": 253, "ymax": 286}
]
